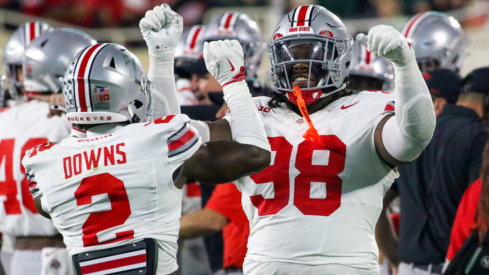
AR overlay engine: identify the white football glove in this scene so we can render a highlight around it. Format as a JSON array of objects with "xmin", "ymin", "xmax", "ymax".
[
  {"xmin": 139, "ymin": 4, "xmax": 183, "ymax": 64},
  {"xmin": 203, "ymin": 40, "xmax": 246, "ymax": 88},
  {"xmin": 357, "ymin": 25, "xmax": 415, "ymax": 67}
]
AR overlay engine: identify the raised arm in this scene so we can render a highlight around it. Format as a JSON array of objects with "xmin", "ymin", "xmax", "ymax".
[
  {"xmin": 176, "ymin": 40, "xmax": 271, "ymax": 186},
  {"xmin": 358, "ymin": 26, "xmax": 436, "ymax": 165},
  {"xmin": 140, "ymin": 4, "xmax": 182, "ymax": 118}
]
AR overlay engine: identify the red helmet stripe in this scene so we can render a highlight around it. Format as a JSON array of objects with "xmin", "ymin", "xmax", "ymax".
[
  {"xmin": 403, "ymin": 12, "xmax": 427, "ymax": 39},
  {"xmin": 189, "ymin": 27, "xmax": 202, "ymax": 50},
  {"xmin": 224, "ymin": 13, "xmax": 234, "ymax": 29},
  {"xmin": 29, "ymin": 22, "xmax": 36, "ymax": 42},
  {"xmin": 75, "ymin": 44, "xmax": 105, "ymax": 112},
  {"xmin": 296, "ymin": 5, "xmax": 310, "ymax": 27},
  {"xmin": 365, "ymin": 46, "xmax": 371, "ymax": 65}
]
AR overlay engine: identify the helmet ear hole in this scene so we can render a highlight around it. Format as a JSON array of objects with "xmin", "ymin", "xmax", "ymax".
[
  {"xmin": 40, "ymin": 39, "xmax": 48, "ymax": 48},
  {"xmin": 110, "ymin": 57, "xmax": 116, "ymax": 69}
]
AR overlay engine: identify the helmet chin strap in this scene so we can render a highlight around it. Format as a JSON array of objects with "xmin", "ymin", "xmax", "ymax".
[{"xmin": 317, "ymin": 83, "xmax": 347, "ymax": 100}]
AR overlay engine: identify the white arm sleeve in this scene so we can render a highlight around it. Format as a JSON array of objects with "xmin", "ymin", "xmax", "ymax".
[
  {"xmin": 148, "ymin": 61, "xmax": 181, "ymax": 118},
  {"xmin": 382, "ymin": 60, "xmax": 436, "ymax": 162},
  {"xmin": 223, "ymin": 81, "xmax": 270, "ymax": 152}
]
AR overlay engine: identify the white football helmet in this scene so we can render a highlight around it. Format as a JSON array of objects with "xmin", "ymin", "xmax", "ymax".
[
  {"xmin": 402, "ymin": 11, "xmax": 465, "ymax": 73},
  {"xmin": 2, "ymin": 21, "xmax": 52, "ymax": 99},
  {"xmin": 269, "ymin": 5, "xmax": 353, "ymax": 105},
  {"xmin": 202, "ymin": 12, "xmax": 263, "ymax": 79},
  {"xmin": 349, "ymin": 41, "xmax": 394, "ymax": 92},
  {"xmin": 23, "ymin": 28, "xmax": 96, "ymax": 95},
  {"xmin": 63, "ymin": 43, "xmax": 152, "ymax": 124}
]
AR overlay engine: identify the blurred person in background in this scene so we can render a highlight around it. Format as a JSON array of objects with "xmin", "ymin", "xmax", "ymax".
[
  {"xmin": 0, "ymin": 25, "xmax": 96, "ymax": 275},
  {"xmin": 174, "ymin": 25, "xmax": 206, "ymax": 106},
  {"xmin": 423, "ymin": 69, "xmax": 463, "ymax": 117},
  {"xmin": 378, "ymin": 66, "xmax": 488, "ymax": 275},
  {"xmin": 348, "ymin": 41, "xmax": 395, "ymax": 93},
  {"xmin": 401, "ymin": 11, "xmax": 465, "ymax": 74},
  {"xmin": 444, "ymin": 67, "xmax": 489, "ymax": 269},
  {"xmin": 180, "ymin": 182, "xmax": 248, "ymax": 275}
]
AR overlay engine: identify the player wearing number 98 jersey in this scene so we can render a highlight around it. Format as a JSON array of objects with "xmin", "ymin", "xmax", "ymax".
[
  {"xmin": 226, "ymin": 5, "xmax": 436, "ymax": 274},
  {"xmin": 21, "ymin": 5, "xmax": 271, "ymax": 275}
]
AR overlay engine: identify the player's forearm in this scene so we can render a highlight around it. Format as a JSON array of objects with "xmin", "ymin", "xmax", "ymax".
[
  {"xmin": 224, "ymin": 81, "xmax": 271, "ymax": 152},
  {"xmin": 151, "ymin": 77, "xmax": 180, "ymax": 117},
  {"xmin": 376, "ymin": 189, "xmax": 400, "ymax": 266},
  {"xmin": 179, "ymin": 209, "xmax": 227, "ymax": 239},
  {"xmin": 376, "ymin": 209, "xmax": 399, "ymax": 266},
  {"xmin": 382, "ymin": 57, "xmax": 436, "ymax": 162}
]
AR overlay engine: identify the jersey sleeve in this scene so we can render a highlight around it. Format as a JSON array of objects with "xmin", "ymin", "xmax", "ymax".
[
  {"xmin": 21, "ymin": 143, "xmax": 55, "ymax": 199},
  {"xmin": 146, "ymin": 114, "xmax": 202, "ymax": 170}
]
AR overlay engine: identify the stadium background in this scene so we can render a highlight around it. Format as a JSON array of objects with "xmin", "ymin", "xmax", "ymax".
[{"xmin": 0, "ymin": 0, "xmax": 486, "ymax": 79}]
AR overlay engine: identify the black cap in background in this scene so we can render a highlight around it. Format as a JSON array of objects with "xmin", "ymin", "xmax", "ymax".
[
  {"xmin": 424, "ymin": 69, "xmax": 462, "ymax": 104},
  {"xmin": 461, "ymin": 67, "xmax": 489, "ymax": 96}
]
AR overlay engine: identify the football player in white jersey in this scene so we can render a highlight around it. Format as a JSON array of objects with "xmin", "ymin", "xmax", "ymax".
[
  {"xmin": 217, "ymin": 5, "xmax": 435, "ymax": 274},
  {"xmin": 22, "ymin": 5, "xmax": 270, "ymax": 275},
  {"xmin": 0, "ymin": 26, "xmax": 96, "ymax": 275}
]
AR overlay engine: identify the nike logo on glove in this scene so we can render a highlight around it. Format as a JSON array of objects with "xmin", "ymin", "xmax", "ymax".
[
  {"xmin": 226, "ymin": 57, "xmax": 235, "ymax": 71},
  {"xmin": 341, "ymin": 101, "xmax": 359, "ymax": 110}
]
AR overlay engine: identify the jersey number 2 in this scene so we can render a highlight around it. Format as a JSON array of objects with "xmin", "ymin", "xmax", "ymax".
[
  {"xmin": 75, "ymin": 173, "xmax": 134, "ymax": 247},
  {"xmin": 250, "ymin": 136, "xmax": 346, "ymax": 216},
  {"xmin": 0, "ymin": 138, "xmax": 49, "ymax": 215}
]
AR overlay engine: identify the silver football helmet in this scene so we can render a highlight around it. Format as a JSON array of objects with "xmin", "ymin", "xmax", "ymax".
[
  {"xmin": 23, "ymin": 28, "xmax": 96, "ymax": 95},
  {"xmin": 269, "ymin": 5, "xmax": 353, "ymax": 105},
  {"xmin": 349, "ymin": 41, "xmax": 394, "ymax": 92},
  {"xmin": 175, "ymin": 25, "xmax": 206, "ymax": 78},
  {"xmin": 402, "ymin": 11, "xmax": 465, "ymax": 73},
  {"xmin": 63, "ymin": 43, "xmax": 151, "ymax": 124},
  {"xmin": 2, "ymin": 21, "xmax": 52, "ymax": 99},
  {"xmin": 175, "ymin": 25, "xmax": 206, "ymax": 62},
  {"xmin": 202, "ymin": 12, "xmax": 263, "ymax": 79}
]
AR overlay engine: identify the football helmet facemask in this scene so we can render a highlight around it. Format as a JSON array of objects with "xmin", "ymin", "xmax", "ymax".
[{"xmin": 269, "ymin": 5, "xmax": 353, "ymax": 105}]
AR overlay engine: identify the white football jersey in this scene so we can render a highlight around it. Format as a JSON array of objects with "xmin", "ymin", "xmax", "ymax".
[
  {"xmin": 229, "ymin": 91, "xmax": 399, "ymax": 269},
  {"xmin": 0, "ymin": 100, "xmax": 71, "ymax": 236},
  {"xmin": 22, "ymin": 114, "xmax": 201, "ymax": 261}
]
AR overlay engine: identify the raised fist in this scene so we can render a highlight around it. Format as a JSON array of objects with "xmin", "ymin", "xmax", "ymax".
[
  {"xmin": 203, "ymin": 40, "xmax": 245, "ymax": 87},
  {"xmin": 139, "ymin": 4, "xmax": 183, "ymax": 62},
  {"xmin": 357, "ymin": 25, "xmax": 415, "ymax": 66}
]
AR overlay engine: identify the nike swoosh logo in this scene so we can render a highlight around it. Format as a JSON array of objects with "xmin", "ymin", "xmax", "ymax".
[
  {"xmin": 226, "ymin": 57, "xmax": 235, "ymax": 72},
  {"xmin": 340, "ymin": 101, "xmax": 359, "ymax": 110},
  {"xmin": 45, "ymin": 249, "xmax": 58, "ymax": 257}
]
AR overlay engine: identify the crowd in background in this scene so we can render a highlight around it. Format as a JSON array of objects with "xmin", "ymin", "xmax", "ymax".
[{"xmin": 0, "ymin": 0, "xmax": 473, "ymax": 28}]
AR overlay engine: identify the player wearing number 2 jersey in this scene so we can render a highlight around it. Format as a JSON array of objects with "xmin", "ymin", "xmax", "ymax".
[
  {"xmin": 224, "ymin": 5, "xmax": 436, "ymax": 274},
  {"xmin": 22, "ymin": 5, "xmax": 270, "ymax": 275}
]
